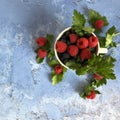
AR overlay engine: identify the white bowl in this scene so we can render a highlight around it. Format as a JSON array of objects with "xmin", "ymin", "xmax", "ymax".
[{"xmin": 54, "ymin": 27, "xmax": 108, "ymax": 69}]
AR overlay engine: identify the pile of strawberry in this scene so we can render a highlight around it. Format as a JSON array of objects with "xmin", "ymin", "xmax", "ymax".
[{"xmin": 56, "ymin": 30, "xmax": 98, "ymax": 64}]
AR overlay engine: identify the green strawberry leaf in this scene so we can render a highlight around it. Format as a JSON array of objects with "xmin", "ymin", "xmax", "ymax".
[
  {"xmin": 82, "ymin": 26, "xmax": 95, "ymax": 34},
  {"xmin": 105, "ymin": 26, "xmax": 120, "ymax": 47},
  {"xmin": 98, "ymin": 36, "xmax": 106, "ymax": 48},
  {"xmin": 72, "ymin": 10, "xmax": 87, "ymax": 36},
  {"xmin": 48, "ymin": 59, "xmax": 60, "ymax": 67},
  {"xmin": 92, "ymin": 78, "xmax": 107, "ymax": 87},
  {"xmin": 46, "ymin": 34, "xmax": 54, "ymax": 45},
  {"xmin": 48, "ymin": 50, "xmax": 55, "ymax": 60},
  {"xmin": 36, "ymin": 55, "xmax": 44, "ymax": 63},
  {"xmin": 72, "ymin": 9, "xmax": 86, "ymax": 27}
]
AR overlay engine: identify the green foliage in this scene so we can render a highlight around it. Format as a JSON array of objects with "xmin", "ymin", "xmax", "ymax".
[
  {"xmin": 105, "ymin": 26, "xmax": 118, "ymax": 47},
  {"xmin": 72, "ymin": 9, "xmax": 95, "ymax": 36},
  {"xmin": 88, "ymin": 9, "xmax": 109, "ymax": 26},
  {"xmin": 36, "ymin": 55, "xmax": 44, "ymax": 63},
  {"xmin": 72, "ymin": 10, "xmax": 86, "ymax": 27},
  {"xmin": 48, "ymin": 50, "xmax": 55, "ymax": 60},
  {"xmin": 48, "ymin": 59, "xmax": 60, "ymax": 67},
  {"xmin": 80, "ymin": 85, "xmax": 101, "ymax": 99},
  {"xmin": 51, "ymin": 67, "xmax": 67, "ymax": 85},
  {"xmin": 49, "ymin": 59, "xmax": 67, "ymax": 85}
]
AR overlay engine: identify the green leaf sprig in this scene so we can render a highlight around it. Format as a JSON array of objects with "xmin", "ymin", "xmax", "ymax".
[
  {"xmin": 48, "ymin": 60, "xmax": 67, "ymax": 85},
  {"xmin": 72, "ymin": 10, "xmax": 95, "ymax": 36}
]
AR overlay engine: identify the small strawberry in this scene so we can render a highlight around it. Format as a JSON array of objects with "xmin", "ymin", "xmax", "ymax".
[
  {"xmin": 94, "ymin": 19, "xmax": 104, "ymax": 29},
  {"xmin": 38, "ymin": 49, "xmax": 47, "ymax": 59},
  {"xmin": 88, "ymin": 36, "xmax": 98, "ymax": 48},
  {"xmin": 54, "ymin": 65, "xmax": 63, "ymax": 74},
  {"xmin": 36, "ymin": 37, "xmax": 47, "ymax": 47},
  {"xmin": 86, "ymin": 91, "xmax": 96, "ymax": 99},
  {"xmin": 56, "ymin": 41, "xmax": 67, "ymax": 53},
  {"xmin": 80, "ymin": 48, "xmax": 92, "ymax": 60},
  {"xmin": 67, "ymin": 45, "xmax": 79, "ymax": 57},
  {"xmin": 77, "ymin": 37, "xmax": 88, "ymax": 49},
  {"xmin": 69, "ymin": 34, "xmax": 78, "ymax": 43},
  {"xmin": 94, "ymin": 73, "xmax": 104, "ymax": 80}
]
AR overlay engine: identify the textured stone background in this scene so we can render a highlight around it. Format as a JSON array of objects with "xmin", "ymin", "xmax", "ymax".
[{"xmin": 0, "ymin": 0, "xmax": 120, "ymax": 120}]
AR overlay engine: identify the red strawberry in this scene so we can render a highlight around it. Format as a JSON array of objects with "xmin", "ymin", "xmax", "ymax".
[
  {"xmin": 56, "ymin": 41, "xmax": 67, "ymax": 53},
  {"xmin": 94, "ymin": 19, "xmax": 104, "ymax": 29},
  {"xmin": 80, "ymin": 48, "xmax": 92, "ymax": 60},
  {"xmin": 77, "ymin": 37, "xmax": 88, "ymax": 49},
  {"xmin": 38, "ymin": 49, "xmax": 47, "ymax": 59},
  {"xmin": 86, "ymin": 91, "xmax": 96, "ymax": 99},
  {"xmin": 67, "ymin": 45, "xmax": 79, "ymax": 57},
  {"xmin": 36, "ymin": 37, "xmax": 47, "ymax": 47},
  {"xmin": 54, "ymin": 65, "xmax": 63, "ymax": 74},
  {"xmin": 94, "ymin": 73, "xmax": 104, "ymax": 80},
  {"xmin": 88, "ymin": 36, "xmax": 98, "ymax": 48},
  {"xmin": 69, "ymin": 34, "xmax": 78, "ymax": 43}
]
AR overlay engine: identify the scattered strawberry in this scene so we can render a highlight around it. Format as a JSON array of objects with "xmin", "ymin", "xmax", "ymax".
[
  {"xmin": 36, "ymin": 37, "xmax": 47, "ymax": 47},
  {"xmin": 94, "ymin": 73, "xmax": 104, "ymax": 80},
  {"xmin": 88, "ymin": 36, "xmax": 98, "ymax": 48},
  {"xmin": 77, "ymin": 37, "xmax": 88, "ymax": 49},
  {"xmin": 80, "ymin": 48, "xmax": 92, "ymax": 60},
  {"xmin": 94, "ymin": 19, "xmax": 104, "ymax": 29},
  {"xmin": 54, "ymin": 65, "xmax": 63, "ymax": 74},
  {"xmin": 69, "ymin": 34, "xmax": 78, "ymax": 43},
  {"xmin": 67, "ymin": 45, "xmax": 79, "ymax": 57},
  {"xmin": 38, "ymin": 49, "xmax": 47, "ymax": 59},
  {"xmin": 56, "ymin": 41, "xmax": 67, "ymax": 53},
  {"xmin": 86, "ymin": 91, "xmax": 96, "ymax": 99}
]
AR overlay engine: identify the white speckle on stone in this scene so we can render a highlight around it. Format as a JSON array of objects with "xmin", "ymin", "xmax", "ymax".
[
  {"xmin": 64, "ymin": 116, "xmax": 71, "ymax": 120},
  {"xmin": 29, "ymin": 60, "xmax": 40, "ymax": 71},
  {"xmin": 14, "ymin": 33, "xmax": 24, "ymax": 46}
]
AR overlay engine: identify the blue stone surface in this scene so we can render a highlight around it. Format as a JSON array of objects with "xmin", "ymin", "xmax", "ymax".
[{"xmin": 0, "ymin": 0, "xmax": 120, "ymax": 120}]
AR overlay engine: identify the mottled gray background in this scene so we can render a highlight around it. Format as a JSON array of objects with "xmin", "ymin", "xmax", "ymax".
[{"xmin": 0, "ymin": 0, "xmax": 120, "ymax": 120}]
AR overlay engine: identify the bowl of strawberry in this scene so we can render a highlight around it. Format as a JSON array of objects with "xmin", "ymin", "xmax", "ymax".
[{"xmin": 54, "ymin": 27, "xmax": 107, "ymax": 69}]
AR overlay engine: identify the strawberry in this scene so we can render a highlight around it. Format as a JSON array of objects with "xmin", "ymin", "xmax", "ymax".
[
  {"xmin": 36, "ymin": 37, "xmax": 47, "ymax": 47},
  {"xmin": 54, "ymin": 65, "xmax": 63, "ymax": 74},
  {"xmin": 67, "ymin": 45, "xmax": 79, "ymax": 57},
  {"xmin": 86, "ymin": 91, "xmax": 96, "ymax": 99},
  {"xmin": 80, "ymin": 48, "xmax": 92, "ymax": 60},
  {"xmin": 77, "ymin": 37, "xmax": 88, "ymax": 49},
  {"xmin": 69, "ymin": 34, "xmax": 78, "ymax": 43},
  {"xmin": 56, "ymin": 41, "xmax": 67, "ymax": 53},
  {"xmin": 94, "ymin": 73, "xmax": 104, "ymax": 80},
  {"xmin": 94, "ymin": 19, "xmax": 104, "ymax": 29},
  {"xmin": 38, "ymin": 49, "xmax": 47, "ymax": 59},
  {"xmin": 88, "ymin": 36, "xmax": 98, "ymax": 48}
]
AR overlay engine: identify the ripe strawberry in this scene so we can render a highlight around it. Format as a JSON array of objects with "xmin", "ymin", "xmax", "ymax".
[
  {"xmin": 38, "ymin": 49, "xmax": 47, "ymax": 59},
  {"xmin": 77, "ymin": 37, "xmax": 88, "ymax": 49},
  {"xmin": 80, "ymin": 48, "xmax": 92, "ymax": 60},
  {"xmin": 86, "ymin": 91, "xmax": 96, "ymax": 99},
  {"xmin": 54, "ymin": 65, "xmax": 63, "ymax": 74},
  {"xmin": 69, "ymin": 34, "xmax": 78, "ymax": 43},
  {"xmin": 94, "ymin": 73, "xmax": 104, "ymax": 80},
  {"xmin": 94, "ymin": 19, "xmax": 104, "ymax": 29},
  {"xmin": 88, "ymin": 36, "xmax": 98, "ymax": 48},
  {"xmin": 36, "ymin": 37, "xmax": 47, "ymax": 47},
  {"xmin": 67, "ymin": 45, "xmax": 79, "ymax": 57},
  {"xmin": 56, "ymin": 41, "xmax": 67, "ymax": 53}
]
